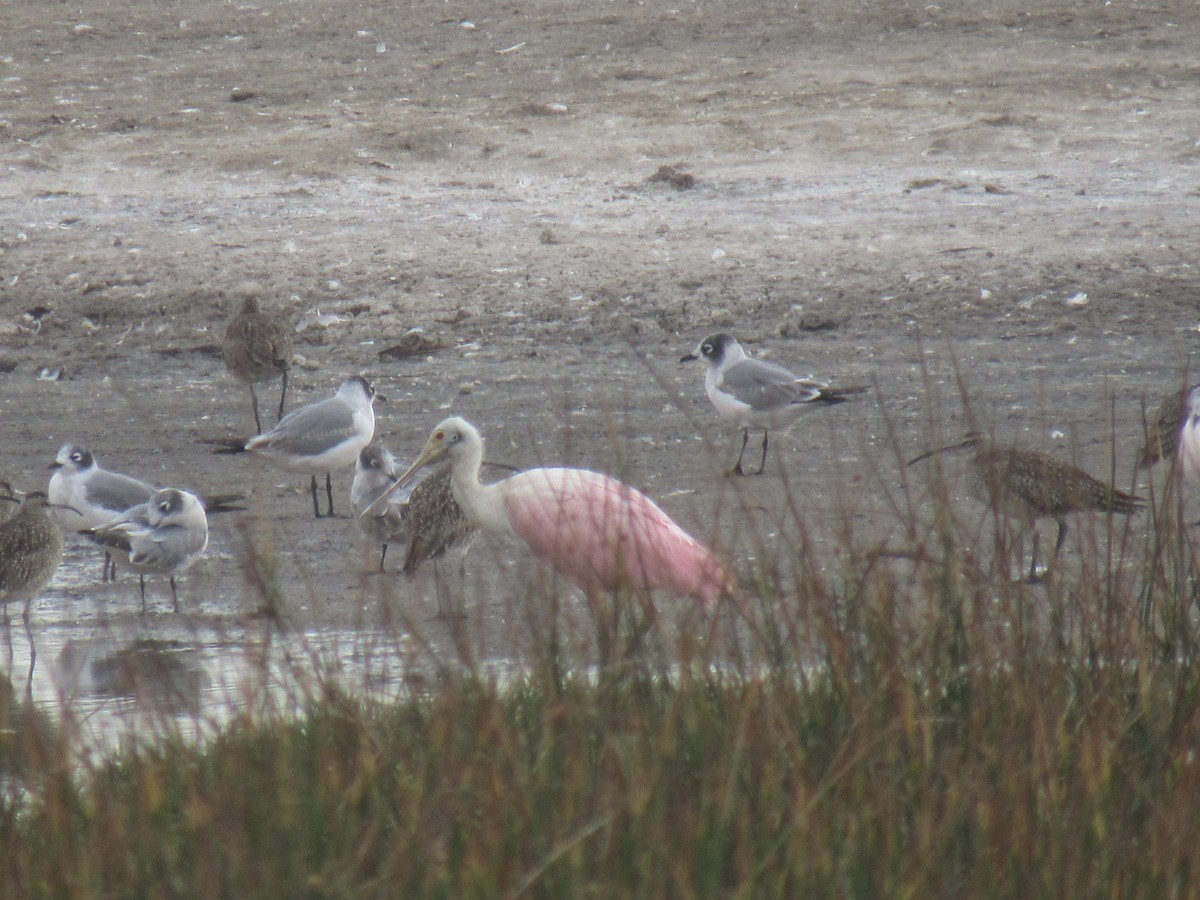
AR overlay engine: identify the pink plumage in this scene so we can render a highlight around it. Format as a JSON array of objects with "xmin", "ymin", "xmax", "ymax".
[
  {"xmin": 501, "ymin": 468, "xmax": 733, "ymax": 606},
  {"xmin": 367, "ymin": 417, "xmax": 735, "ymax": 607}
]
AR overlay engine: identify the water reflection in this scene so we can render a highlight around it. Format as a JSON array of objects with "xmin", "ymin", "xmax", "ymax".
[
  {"xmin": 1, "ymin": 622, "xmax": 427, "ymax": 752},
  {"xmin": 60, "ymin": 638, "xmax": 210, "ymax": 714}
]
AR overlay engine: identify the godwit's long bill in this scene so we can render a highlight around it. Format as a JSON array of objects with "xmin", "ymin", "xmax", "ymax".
[{"xmin": 366, "ymin": 417, "xmax": 735, "ymax": 606}]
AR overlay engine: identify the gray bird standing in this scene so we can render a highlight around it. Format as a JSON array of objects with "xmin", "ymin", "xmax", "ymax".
[
  {"xmin": 681, "ymin": 332, "xmax": 868, "ymax": 475},
  {"xmin": 85, "ymin": 488, "xmax": 209, "ymax": 613},
  {"xmin": 352, "ymin": 443, "xmax": 411, "ymax": 571}
]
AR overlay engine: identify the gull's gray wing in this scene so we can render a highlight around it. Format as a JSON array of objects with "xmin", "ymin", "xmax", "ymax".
[
  {"xmin": 86, "ymin": 504, "xmax": 152, "ymax": 554},
  {"xmin": 251, "ymin": 397, "xmax": 358, "ymax": 456},
  {"xmin": 718, "ymin": 358, "xmax": 823, "ymax": 411},
  {"xmin": 129, "ymin": 524, "xmax": 205, "ymax": 571},
  {"xmin": 85, "ymin": 470, "xmax": 155, "ymax": 516}
]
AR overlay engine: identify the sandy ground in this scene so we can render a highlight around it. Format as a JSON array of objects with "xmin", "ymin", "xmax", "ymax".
[{"xmin": 2, "ymin": 0, "xmax": 1199, "ymax": 677}]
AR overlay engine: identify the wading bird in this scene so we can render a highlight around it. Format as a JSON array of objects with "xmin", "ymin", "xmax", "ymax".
[
  {"xmin": 222, "ymin": 295, "xmax": 295, "ymax": 431},
  {"xmin": 399, "ymin": 465, "xmax": 476, "ymax": 578},
  {"xmin": 681, "ymin": 332, "xmax": 868, "ymax": 475},
  {"xmin": 0, "ymin": 484, "xmax": 65, "ymax": 632},
  {"xmin": 909, "ymin": 433, "xmax": 1143, "ymax": 581},
  {"xmin": 366, "ymin": 417, "xmax": 735, "ymax": 606},
  {"xmin": 85, "ymin": 488, "xmax": 209, "ymax": 613}
]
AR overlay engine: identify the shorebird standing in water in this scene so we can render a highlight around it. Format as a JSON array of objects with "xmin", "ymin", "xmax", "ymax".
[
  {"xmin": 222, "ymin": 295, "xmax": 295, "ymax": 432},
  {"xmin": 681, "ymin": 332, "xmax": 868, "ymax": 476},
  {"xmin": 211, "ymin": 375, "xmax": 378, "ymax": 518},
  {"xmin": 1138, "ymin": 384, "xmax": 1200, "ymax": 481},
  {"xmin": 366, "ymin": 417, "xmax": 735, "ymax": 606},
  {"xmin": 84, "ymin": 488, "xmax": 209, "ymax": 613},
  {"xmin": 352, "ymin": 443, "xmax": 475, "ymax": 576},
  {"xmin": 398, "ymin": 465, "xmax": 475, "ymax": 578},
  {"xmin": 910, "ymin": 433, "xmax": 1144, "ymax": 581},
  {"xmin": 0, "ymin": 484, "xmax": 65, "ymax": 646}
]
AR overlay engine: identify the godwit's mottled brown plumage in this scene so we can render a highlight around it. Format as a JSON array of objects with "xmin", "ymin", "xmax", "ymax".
[
  {"xmin": 0, "ymin": 484, "xmax": 64, "ymax": 629},
  {"xmin": 222, "ymin": 295, "xmax": 294, "ymax": 432},
  {"xmin": 401, "ymin": 465, "xmax": 475, "ymax": 576},
  {"xmin": 1137, "ymin": 383, "xmax": 1199, "ymax": 470},
  {"xmin": 911, "ymin": 434, "xmax": 1143, "ymax": 580}
]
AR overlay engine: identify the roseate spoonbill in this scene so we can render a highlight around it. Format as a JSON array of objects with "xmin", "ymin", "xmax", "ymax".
[
  {"xmin": 85, "ymin": 488, "xmax": 209, "ymax": 613},
  {"xmin": 910, "ymin": 433, "xmax": 1143, "ymax": 581},
  {"xmin": 681, "ymin": 332, "xmax": 868, "ymax": 476},
  {"xmin": 50, "ymin": 443, "xmax": 240, "ymax": 580},
  {"xmin": 210, "ymin": 375, "xmax": 377, "ymax": 517},
  {"xmin": 365, "ymin": 417, "xmax": 735, "ymax": 606},
  {"xmin": 222, "ymin": 294, "xmax": 294, "ymax": 431}
]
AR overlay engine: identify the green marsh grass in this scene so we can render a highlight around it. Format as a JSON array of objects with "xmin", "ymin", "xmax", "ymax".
[{"xmin": 4, "ymin": 381, "xmax": 1200, "ymax": 898}]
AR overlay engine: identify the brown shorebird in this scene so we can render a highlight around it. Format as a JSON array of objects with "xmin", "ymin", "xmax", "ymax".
[
  {"xmin": 351, "ymin": 443, "xmax": 475, "ymax": 574},
  {"xmin": 222, "ymin": 295, "xmax": 294, "ymax": 432},
  {"xmin": 910, "ymin": 433, "xmax": 1144, "ymax": 581},
  {"xmin": 681, "ymin": 332, "xmax": 869, "ymax": 475},
  {"xmin": 1138, "ymin": 383, "xmax": 1200, "ymax": 472},
  {"xmin": 0, "ymin": 484, "xmax": 65, "ymax": 631},
  {"xmin": 399, "ymin": 465, "xmax": 475, "ymax": 577}
]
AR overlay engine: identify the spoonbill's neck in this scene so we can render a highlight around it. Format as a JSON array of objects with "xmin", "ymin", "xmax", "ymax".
[{"xmin": 447, "ymin": 428, "xmax": 510, "ymax": 535}]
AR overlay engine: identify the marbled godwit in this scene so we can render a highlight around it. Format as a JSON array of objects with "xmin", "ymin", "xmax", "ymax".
[
  {"xmin": 222, "ymin": 295, "xmax": 294, "ymax": 432},
  {"xmin": 910, "ymin": 433, "xmax": 1143, "ymax": 580}
]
